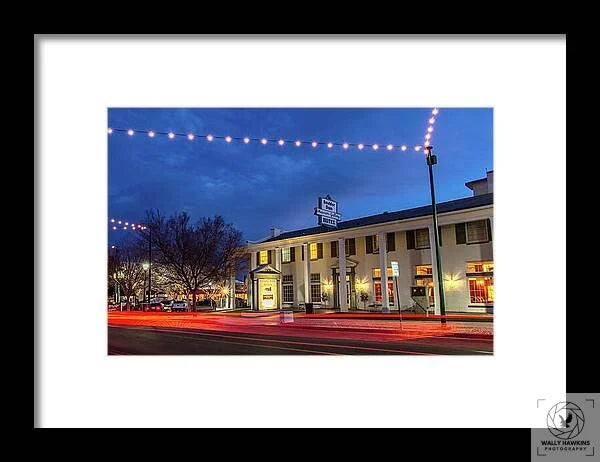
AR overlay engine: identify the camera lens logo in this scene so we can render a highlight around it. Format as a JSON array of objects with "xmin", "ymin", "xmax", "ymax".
[{"xmin": 547, "ymin": 402, "xmax": 585, "ymax": 439}]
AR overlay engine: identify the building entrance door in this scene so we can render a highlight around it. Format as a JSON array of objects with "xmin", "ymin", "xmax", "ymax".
[{"xmin": 332, "ymin": 267, "xmax": 356, "ymax": 309}]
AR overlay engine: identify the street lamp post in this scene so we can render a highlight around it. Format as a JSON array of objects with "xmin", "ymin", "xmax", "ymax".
[
  {"xmin": 142, "ymin": 262, "xmax": 150, "ymax": 308},
  {"xmin": 424, "ymin": 146, "xmax": 447, "ymax": 325}
]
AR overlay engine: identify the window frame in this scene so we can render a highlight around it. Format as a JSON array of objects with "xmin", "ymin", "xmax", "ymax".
[
  {"xmin": 282, "ymin": 274, "xmax": 294, "ymax": 303},
  {"xmin": 466, "ymin": 220, "xmax": 490, "ymax": 244},
  {"xmin": 259, "ymin": 250, "xmax": 269, "ymax": 265},
  {"xmin": 310, "ymin": 273, "xmax": 321, "ymax": 303},
  {"xmin": 282, "ymin": 247, "xmax": 291, "ymax": 263},
  {"xmin": 415, "ymin": 228, "xmax": 430, "ymax": 249}
]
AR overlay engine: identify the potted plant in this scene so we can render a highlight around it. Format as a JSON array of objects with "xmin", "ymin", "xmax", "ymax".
[{"xmin": 359, "ymin": 291, "xmax": 369, "ymax": 309}]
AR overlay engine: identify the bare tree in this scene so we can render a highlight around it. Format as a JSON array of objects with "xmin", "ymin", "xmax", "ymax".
[
  {"xmin": 144, "ymin": 210, "xmax": 245, "ymax": 311},
  {"xmin": 112, "ymin": 242, "xmax": 147, "ymax": 311}
]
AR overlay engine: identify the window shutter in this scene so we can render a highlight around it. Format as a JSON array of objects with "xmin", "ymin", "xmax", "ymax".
[
  {"xmin": 331, "ymin": 241, "xmax": 338, "ymax": 257},
  {"xmin": 406, "ymin": 230, "xmax": 415, "ymax": 250},
  {"xmin": 317, "ymin": 242, "xmax": 323, "ymax": 259},
  {"xmin": 349, "ymin": 238, "xmax": 356, "ymax": 256},
  {"xmin": 486, "ymin": 219, "xmax": 492, "ymax": 241},
  {"xmin": 268, "ymin": 250, "xmax": 272, "ymax": 265},
  {"xmin": 290, "ymin": 246, "xmax": 295, "ymax": 262},
  {"xmin": 386, "ymin": 232, "xmax": 395, "ymax": 252},
  {"xmin": 438, "ymin": 226, "xmax": 443, "ymax": 247},
  {"xmin": 301, "ymin": 246, "xmax": 304, "ymax": 260},
  {"xmin": 366, "ymin": 235, "xmax": 373, "ymax": 254},
  {"xmin": 256, "ymin": 252, "xmax": 260, "ymax": 265},
  {"xmin": 455, "ymin": 223, "xmax": 466, "ymax": 245}
]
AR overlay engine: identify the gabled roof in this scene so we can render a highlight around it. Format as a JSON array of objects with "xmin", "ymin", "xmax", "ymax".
[
  {"xmin": 260, "ymin": 193, "xmax": 493, "ymax": 244},
  {"xmin": 249, "ymin": 264, "xmax": 281, "ymax": 274}
]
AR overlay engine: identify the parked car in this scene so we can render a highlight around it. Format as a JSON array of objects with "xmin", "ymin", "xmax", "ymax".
[
  {"xmin": 162, "ymin": 300, "xmax": 173, "ymax": 312},
  {"xmin": 146, "ymin": 301, "xmax": 163, "ymax": 312},
  {"xmin": 171, "ymin": 300, "xmax": 187, "ymax": 312}
]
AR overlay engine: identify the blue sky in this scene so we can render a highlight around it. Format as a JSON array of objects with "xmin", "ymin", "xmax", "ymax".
[{"xmin": 108, "ymin": 108, "xmax": 493, "ymax": 242}]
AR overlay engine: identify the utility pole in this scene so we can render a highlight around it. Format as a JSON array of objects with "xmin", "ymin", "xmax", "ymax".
[{"xmin": 424, "ymin": 146, "xmax": 447, "ymax": 325}]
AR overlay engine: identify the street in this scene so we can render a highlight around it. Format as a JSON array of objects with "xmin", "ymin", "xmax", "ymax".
[{"xmin": 108, "ymin": 312, "xmax": 493, "ymax": 355}]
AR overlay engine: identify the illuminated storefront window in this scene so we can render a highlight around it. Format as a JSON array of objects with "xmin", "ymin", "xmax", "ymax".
[
  {"xmin": 372, "ymin": 268, "xmax": 394, "ymax": 304},
  {"xmin": 259, "ymin": 250, "xmax": 269, "ymax": 265},
  {"xmin": 414, "ymin": 264, "xmax": 434, "ymax": 305},
  {"xmin": 467, "ymin": 261, "xmax": 494, "ymax": 304}
]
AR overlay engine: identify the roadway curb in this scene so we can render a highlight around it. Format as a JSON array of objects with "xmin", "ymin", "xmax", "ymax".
[{"xmin": 274, "ymin": 323, "xmax": 493, "ymax": 339}]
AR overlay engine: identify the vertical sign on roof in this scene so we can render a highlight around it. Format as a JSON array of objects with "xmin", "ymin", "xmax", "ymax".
[{"xmin": 314, "ymin": 195, "xmax": 341, "ymax": 227}]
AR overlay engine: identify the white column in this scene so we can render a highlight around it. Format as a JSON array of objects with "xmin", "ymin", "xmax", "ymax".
[
  {"xmin": 275, "ymin": 247, "xmax": 282, "ymax": 309},
  {"xmin": 249, "ymin": 252, "xmax": 257, "ymax": 310},
  {"xmin": 428, "ymin": 225, "xmax": 441, "ymax": 315},
  {"xmin": 378, "ymin": 232, "xmax": 389, "ymax": 313},
  {"xmin": 302, "ymin": 243, "xmax": 310, "ymax": 305},
  {"xmin": 338, "ymin": 238, "xmax": 348, "ymax": 312}
]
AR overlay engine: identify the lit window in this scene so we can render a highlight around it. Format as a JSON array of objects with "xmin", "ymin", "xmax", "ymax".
[
  {"xmin": 415, "ymin": 228, "xmax": 430, "ymax": 249},
  {"xmin": 467, "ymin": 261, "xmax": 494, "ymax": 273},
  {"xmin": 259, "ymin": 250, "xmax": 268, "ymax": 265},
  {"xmin": 466, "ymin": 220, "xmax": 489, "ymax": 244},
  {"xmin": 466, "ymin": 261, "xmax": 494, "ymax": 305},
  {"xmin": 310, "ymin": 243, "xmax": 318, "ymax": 260},
  {"xmin": 416, "ymin": 265, "xmax": 432, "ymax": 275},
  {"xmin": 282, "ymin": 247, "xmax": 291, "ymax": 263},
  {"xmin": 374, "ymin": 281, "xmax": 394, "ymax": 304},
  {"xmin": 372, "ymin": 268, "xmax": 393, "ymax": 278}
]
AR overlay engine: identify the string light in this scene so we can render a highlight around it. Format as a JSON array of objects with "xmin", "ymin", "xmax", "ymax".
[
  {"xmin": 107, "ymin": 111, "xmax": 442, "ymax": 153},
  {"xmin": 112, "ymin": 226, "xmax": 117, "ymax": 230},
  {"xmin": 110, "ymin": 218, "xmax": 115, "ymax": 223}
]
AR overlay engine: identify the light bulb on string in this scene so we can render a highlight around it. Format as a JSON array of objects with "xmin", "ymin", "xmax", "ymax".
[
  {"xmin": 261, "ymin": 138, "xmax": 268, "ymax": 145},
  {"xmin": 429, "ymin": 117, "xmax": 435, "ymax": 124},
  {"xmin": 207, "ymin": 134, "xmax": 214, "ymax": 141},
  {"xmin": 107, "ymin": 128, "xmax": 113, "ymax": 134},
  {"xmin": 386, "ymin": 144, "xmax": 393, "ymax": 151},
  {"xmin": 311, "ymin": 141, "xmax": 318, "ymax": 148},
  {"xmin": 327, "ymin": 142, "xmax": 333, "ymax": 149},
  {"xmin": 415, "ymin": 146, "xmax": 421, "ymax": 151},
  {"xmin": 372, "ymin": 144, "xmax": 379, "ymax": 150},
  {"xmin": 148, "ymin": 131, "xmax": 155, "ymax": 138},
  {"xmin": 110, "ymin": 218, "xmax": 115, "ymax": 223},
  {"xmin": 425, "ymin": 133, "xmax": 431, "ymax": 140},
  {"xmin": 342, "ymin": 143, "xmax": 349, "ymax": 149},
  {"xmin": 432, "ymin": 108, "xmax": 439, "ymax": 115},
  {"xmin": 401, "ymin": 145, "xmax": 407, "ymax": 151},
  {"xmin": 225, "ymin": 136, "xmax": 232, "ymax": 143},
  {"xmin": 187, "ymin": 134, "xmax": 194, "ymax": 140},
  {"xmin": 243, "ymin": 137, "xmax": 250, "ymax": 144},
  {"xmin": 427, "ymin": 126, "xmax": 433, "ymax": 133},
  {"xmin": 278, "ymin": 139, "xmax": 285, "ymax": 146},
  {"xmin": 168, "ymin": 132, "xmax": 175, "ymax": 139},
  {"xmin": 127, "ymin": 129, "xmax": 134, "ymax": 136},
  {"xmin": 358, "ymin": 144, "xmax": 364, "ymax": 150},
  {"xmin": 295, "ymin": 140, "xmax": 301, "ymax": 147}
]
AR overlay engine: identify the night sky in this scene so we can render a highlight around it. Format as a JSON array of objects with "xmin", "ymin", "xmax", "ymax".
[{"xmin": 108, "ymin": 108, "xmax": 493, "ymax": 243}]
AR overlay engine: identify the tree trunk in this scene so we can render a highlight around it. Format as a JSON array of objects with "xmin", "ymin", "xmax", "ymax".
[{"xmin": 192, "ymin": 292, "xmax": 196, "ymax": 312}]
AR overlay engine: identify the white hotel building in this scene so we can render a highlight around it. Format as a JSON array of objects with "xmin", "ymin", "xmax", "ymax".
[{"xmin": 245, "ymin": 171, "xmax": 494, "ymax": 314}]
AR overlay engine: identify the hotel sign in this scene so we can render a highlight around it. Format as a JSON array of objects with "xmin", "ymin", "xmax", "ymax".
[{"xmin": 314, "ymin": 195, "xmax": 341, "ymax": 227}]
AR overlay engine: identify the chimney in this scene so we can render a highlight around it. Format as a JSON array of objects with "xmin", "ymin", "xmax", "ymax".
[
  {"xmin": 270, "ymin": 227, "xmax": 281, "ymax": 238},
  {"xmin": 465, "ymin": 169, "xmax": 493, "ymax": 196}
]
